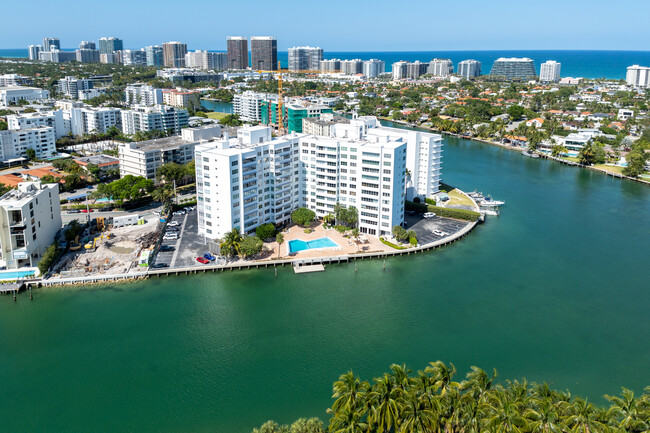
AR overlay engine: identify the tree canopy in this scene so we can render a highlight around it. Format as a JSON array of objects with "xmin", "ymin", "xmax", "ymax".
[{"xmin": 95, "ymin": 175, "xmax": 154, "ymax": 204}]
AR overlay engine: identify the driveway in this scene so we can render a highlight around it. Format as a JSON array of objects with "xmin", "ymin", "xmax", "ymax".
[{"xmin": 404, "ymin": 214, "xmax": 470, "ymax": 246}]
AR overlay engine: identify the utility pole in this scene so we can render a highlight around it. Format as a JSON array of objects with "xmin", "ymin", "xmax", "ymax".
[{"xmin": 173, "ymin": 179, "xmax": 178, "ymax": 206}]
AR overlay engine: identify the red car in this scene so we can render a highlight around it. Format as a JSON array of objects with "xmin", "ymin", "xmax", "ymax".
[
  {"xmin": 80, "ymin": 209, "xmax": 94, "ymax": 213},
  {"xmin": 196, "ymin": 257, "xmax": 210, "ymax": 264}
]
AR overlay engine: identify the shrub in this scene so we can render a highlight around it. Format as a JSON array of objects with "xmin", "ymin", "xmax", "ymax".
[
  {"xmin": 38, "ymin": 243, "xmax": 59, "ymax": 275},
  {"xmin": 426, "ymin": 204, "xmax": 480, "ymax": 222},
  {"xmin": 334, "ymin": 225, "xmax": 348, "ymax": 233},
  {"xmin": 425, "ymin": 198, "xmax": 436, "ymax": 205},
  {"xmin": 255, "ymin": 223, "xmax": 276, "ymax": 241},
  {"xmin": 240, "ymin": 236, "xmax": 263, "ymax": 258},
  {"xmin": 392, "ymin": 225, "xmax": 409, "ymax": 242},
  {"xmin": 291, "ymin": 207, "xmax": 316, "ymax": 227},
  {"xmin": 379, "ymin": 237, "xmax": 407, "ymax": 250},
  {"xmin": 409, "ymin": 237, "xmax": 418, "ymax": 246},
  {"xmin": 304, "ymin": 228, "xmax": 312, "ymax": 234}
]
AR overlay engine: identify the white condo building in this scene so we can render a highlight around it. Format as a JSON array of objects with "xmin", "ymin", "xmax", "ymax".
[
  {"xmin": 626, "ymin": 65, "xmax": 650, "ymax": 88},
  {"xmin": 195, "ymin": 117, "xmax": 443, "ymax": 240},
  {"xmin": 363, "ymin": 59, "xmax": 386, "ymax": 78},
  {"xmin": 540, "ymin": 61, "xmax": 562, "ymax": 82},
  {"xmin": 0, "ymin": 182, "xmax": 62, "ymax": 270},
  {"xmin": 125, "ymin": 84, "xmax": 163, "ymax": 106},
  {"xmin": 185, "ymin": 50, "xmax": 228, "ymax": 71},
  {"xmin": 233, "ymin": 91, "xmax": 277, "ymax": 122},
  {"xmin": 57, "ymin": 76, "xmax": 94, "ymax": 99},
  {"xmin": 7, "ymin": 111, "xmax": 66, "ymax": 139},
  {"xmin": 120, "ymin": 105, "xmax": 189, "ymax": 135},
  {"xmin": 288, "ymin": 47, "xmax": 323, "ymax": 71},
  {"xmin": 428, "ymin": 59, "xmax": 454, "ymax": 77},
  {"xmin": 0, "ymin": 126, "xmax": 57, "ymax": 162},
  {"xmin": 119, "ymin": 125, "xmax": 221, "ymax": 179},
  {"xmin": 457, "ymin": 60, "xmax": 482, "ymax": 79}
]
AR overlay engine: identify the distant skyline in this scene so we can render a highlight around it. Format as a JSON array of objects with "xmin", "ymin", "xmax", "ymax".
[{"xmin": 3, "ymin": 0, "xmax": 650, "ymax": 51}]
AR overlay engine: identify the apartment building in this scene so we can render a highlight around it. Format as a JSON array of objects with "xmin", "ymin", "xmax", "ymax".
[
  {"xmin": 145, "ymin": 45, "xmax": 163, "ymax": 67},
  {"xmin": 233, "ymin": 91, "xmax": 277, "ymax": 122},
  {"xmin": 0, "ymin": 74, "xmax": 32, "ymax": 87},
  {"xmin": 0, "ymin": 182, "xmax": 62, "ymax": 270},
  {"xmin": 363, "ymin": 59, "xmax": 385, "ymax": 78},
  {"xmin": 99, "ymin": 37, "xmax": 123, "ymax": 54},
  {"xmin": 121, "ymin": 49, "xmax": 147, "ymax": 66},
  {"xmin": 457, "ymin": 60, "xmax": 482, "ymax": 79},
  {"xmin": 490, "ymin": 58, "xmax": 537, "ymax": 80},
  {"xmin": 119, "ymin": 125, "xmax": 221, "ymax": 179},
  {"xmin": 75, "ymin": 48, "xmax": 100, "ymax": 63},
  {"xmin": 195, "ymin": 126, "xmax": 303, "ymax": 239},
  {"xmin": 288, "ymin": 46, "xmax": 323, "ymax": 71},
  {"xmin": 125, "ymin": 84, "xmax": 163, "ymax": 106},
  {"xmin": 7, "ymin": 111, "xmax": 66, "ymax": 138},
  {"xmin": 227, "ymin": 37, "xmax": 248, "ymax": 70},
  {"xmin": 0, "ymin": 126, "xmax": 57, "ymax": 162},
  {"xmin": 428, "ymin": 59, "xmax": 453, "ymax": 77},
  {"xmin": 0, "ymin": 87, "xmax": 49, "ymax": 106},
  {"xmin": 185, "ymin": 50, "xmax": 228, "ymax": 71},
  {"xmin": 251, "ymin": 37, "xmax": 277, "ymax": 71},
  {"xmin": 626, "ymin": 65, "xmax": 650, "ymax": 88},
  {"xmin": 540, "ymin": 61, "xmax": 562, "ymax": 82},
  {"xmin": 391, "ymin": 61, "xmax": 428, "ymax": 80},
  {"xmin": 302, "ymin": 114, "xmax": 350, "ymax": 136},
  {"xmin": 120, "ymin": 105, "xmax": 189, "ymax": 135},
  {"xmin": 58, "ymin": 76, "xmax": 94, "ymax": 99},
  {"xmin": 162, "ymin": 89, "xmax": 200, "ymax": 109},
  {"xmin": 340, "ymin": 59, "xmax": 364, "ymax": 75},
  {"xmin": 156, "ymin": 68, "xmax": 223, "ymax": 84},
  {"xmin": 320, "ymin": 59, "xmax": 341, "ymax": 72},
  {"xmin": 28, "ymin": 45, "xmax": 41, "ymax": 61},
  {"xmin": 260, "ymin": 100, "xmax": 333, "ymax": 133},
  {"xmin": 162, "ymin": 42, "xmax": 188, "ymax": 68}
]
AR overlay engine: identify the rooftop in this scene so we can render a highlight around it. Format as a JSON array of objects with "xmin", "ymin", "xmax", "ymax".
[
  {"xmin": 74, "ymin": 155, "xmax": 119, "ymax": 166},
  {"xmin": 0, "ymin": 182, "xmax": 55, "ymax": 206}
]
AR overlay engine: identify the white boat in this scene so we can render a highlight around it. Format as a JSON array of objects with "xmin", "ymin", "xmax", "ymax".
[
  {"xmin": 522, "ymin": 150, "xmax": 540, "ymax": 159},
  {"xmin": 481, "ymin": 209, "xmax": 499, "ymax": 216},
  {"xmin": 479, "ymin": 195, "xmax": 505, "ymax": 207}
]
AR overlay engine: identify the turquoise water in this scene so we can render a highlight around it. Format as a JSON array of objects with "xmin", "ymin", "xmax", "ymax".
[
  {"xmin": 3, "ymin": 49, "xmax": 650, "ymax": 79},
  {"xmin": 0, "ymin": 132, "xmax": 649, "ymax": 433},
  {"xmin": 0, "ymin": 270, "xmax": 36, "ymax": 280},
  {"xmin": 288, "ymin": 237, "xmax": 338, "ymax": 253},
  {"xmin": 200, "ymin": 99, "xmax": 233, "ymax": 113}
]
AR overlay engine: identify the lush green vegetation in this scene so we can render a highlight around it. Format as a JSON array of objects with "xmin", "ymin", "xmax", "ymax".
[
  {"xmin": 240, "ymin": 236, "xmax": 264, "ymax": 258},
  {"xmin": 38, "ymin": 243, "xmax": 59, "ymax": 275},
  {"xmin": 94, "ymin": 175, "xmax": 154, "ymax": 206},
  {"xmin": 379, "ymin": 237, "xmax": 407, "ymax": 250},
  {"xmin": 406, "ymin": 201, "xmax": 480, "ymax": 222},
  {"xmin": 253, "ymin": 361, "xmax": 650, "ymax": 433},
  {"xmin": 334, "ymin": 204, "xmax": 359, "ymax": 228},
  {"xmin": 292, "ymin": 207, "xmax": 316, "ymax": 227},
  {"xmin": 256, "ymin": 223, "xmax": 277, "ymax": 241}
]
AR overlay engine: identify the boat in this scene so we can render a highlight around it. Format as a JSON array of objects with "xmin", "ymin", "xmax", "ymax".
[
  {"xmin": 468, "ymin": 190, "xmax": 485, "ymax": 200},
  {"xmin": 481, "ymin": 209, "xmax": 499, "ymax": 216},
  {"xmin": 479, "ymin": 195, "xmax": 505, "ymax": 207},
  {"xmin": 522, "ymin": 150, "xmax": 540, "ymax": 159}
]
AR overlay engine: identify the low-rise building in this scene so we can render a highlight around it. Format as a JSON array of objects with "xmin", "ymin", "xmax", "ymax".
[
  {"xmin": 162, "ymin": 89, "xmax": 200, "ymax": 108},
  {"xmin": 118, "ymin": 125, "xmax": 221, "ymax": 179},
  {"xmin": 0, "ymin": 126, "xmax": 57, "ymax": 162},
  {"xmin": 0, "ymin": 74, "xmax": 32, "ymax": 87},
  {"xmin": 74, "ymin": 155, "xmax": 120, "ymax": 176},
  {"xmin": 120, "ymin": 105, "xmax": 189, "ymax": 135},
  {"xmin": 6, "ymin": 110, "xmax": 67, "ymax": 139},
  {"xmin": 125, "ymin": 84, "xmax": 163, "ymax": 106},
  {"xmin": 0, "ymin": 86, "xmax": 50, "ymax": 107},
  {"xmin": 0, "ymin": 181, "xmax": 62, "ymax": 269}
]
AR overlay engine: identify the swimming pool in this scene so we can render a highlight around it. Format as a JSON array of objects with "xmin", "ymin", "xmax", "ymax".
[
  {"xmin": 0, "ymin": 269, "xmax": 36, "ymax": 280},
  {"xmin": 288, "ymin": 237, "xmax": 338, "ymax": 253}
]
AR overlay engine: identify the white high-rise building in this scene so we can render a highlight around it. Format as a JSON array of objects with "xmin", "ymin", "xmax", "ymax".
[
  {"xmin": 120, "ymin": 105, "xmax": 189, "ymax": 135},
  {"xmin": 28, "ymin": 45, "xmax": 41, "ymax": 61},
  {"xmin": 340, "ymin": 59, "xmax": 364, "ymax": 75},
  {"xmin": 428, "ymin": 59, "xmax": 454, "ymax": 77},
  {"xmin": 540, "ymin": 61, "xmax": 562, "ymax": 82},
  {"xmin": 363, "ymin": 59, "xmax": 385, "ymax": 78},
  {"xmin": 392, "ymin": 61, "xmax": 409, "ymax": 80},
  {"xmin": 6, "ymin": 111, "xmax": 66, "ymax": 139},
  {"xmin": 125, "ymin": 84, "xmax": 163, "ymax": 106},
  {"xmin": 288, "ymin": 47, "xmax": 323, "ymax": 71},
  {"xmin": 233, "ymin": 91, "xmax": 277, "ymax": 122},
  {"xmin": 0, "ymin": 182, "xmax": 62, "ymax": 270},
  {"xmin": 57, "ymin": 76, "xmax": 93, "ymax": 99},
  {"xmin": 626, "ymin": 65, "xmax": 650, "ymax": 88},
  {"xmin": 75, "ymin": 48, "xmax": 100, "ymax": 63},
  {"xmin": 185, "ymin": 50, "xmax": 228, "ymax": 71},
  {"xmin": 0, "ymin": 74, "xmax": 32, "ymax": 87},
  {"xmin": 145, "ymin": 45, "xmax": 163, "ymax": 67},
  {"xmin": 195, "ymin": 117, "xmax": 443, "ymax": 240},
  {"xmin": 0, "ymin": 126, "xmax": 56, "ymax": 162},
  {"xmin": 457, "ymin": 60, "xmax": 482, "ymax": 79},
  {"xmin": 122, "ymin": 49, "xmax": 147, "ymax": 66}
]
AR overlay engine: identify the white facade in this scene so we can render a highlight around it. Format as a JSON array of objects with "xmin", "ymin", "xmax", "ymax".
[
  {"xmin": 78, "ymin": 88, "xmax": 106, "ymax": 101},
  {"xmin": 0, "ymin": 74, "xmax": 31, "ymax": 87},
  {"xmin": 28, "ymin": 45, "xmax": 41, "ymax": 60},
  {"xmin": 0, "ymin": 86, "xmax": 49, "ymax": 106},
  {"xmin": 340, "ymin": 59, "xmax": 364, "ymax": 75},
  {"xmin": 626, "ymin": 65, "xmax": 650, "ymax": 88},
  {"xmin": 184, "ymin": 50, "xmax": 228, "ymax": 71},
  {"xmin": 233, "ymin": 91, "xmax": 276, "ymax": 122},
  {"xmin": 120, "ymin": 105, "xmax": 189, "ymax": 135},
  {"xmin": 119, "ymin": 125, "xmax": 221, "ymax": 179},
  {"xmin": 0, "ymin": 126, "xmax": 57, "ymax": 162},
  {"xmin": 392, "ymin": 61, "xmax": 409, "ymax": 80},
  {"xmin": 540, "ymin": 61, "xmax": 562, "ymax": 82},
  {"xmin": 125, "ymin": 84, "xmax": 163, "ymax": 106},
  {"xmin": 195, "ymin": 118, "xmax": 442, "ymax": 240},
  {"xmin": 363, "ymin": 59, "xmax": 385, "ymax": 78},
  {"xmin": 58, "ymin": 76, "xmax": 93, "ymax": 99},
  {"xmin": 288, "ymin": 47, "xmax": 323, "ymax": 71},
  {"xmin": 428, "ymin": 59, "xmax": 454, "ymax": 77},
  {"xmin": 0, "ymin": 182, "xmax": 62, "ymax": 269},
  {"xmin": 121, "ymin": 49, "xmax": 147, "ymax": 66},
  {"xmin": 7, "ymin": 111, "xmax": 66, "ymax": 139},
  {"xmin": 458, "ymin": 60, "xmax": 482, "ymax": 79}
]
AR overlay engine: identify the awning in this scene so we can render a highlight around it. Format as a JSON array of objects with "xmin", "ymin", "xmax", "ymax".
[{"xmin": 66, "ymin": 193, "xmax": 88, "ymax": 201}]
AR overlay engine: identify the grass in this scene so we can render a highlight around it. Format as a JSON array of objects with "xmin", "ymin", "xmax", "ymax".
[
  {"xmin": 593, "ymin": 164, "xmax": 625, "ymax": 175},
  {"xmin": 446, "ymin": 189, "xmax": 475, "ymax": 208},
  {"xmin": 205, "ymin": 112, "xmax": 228, "ymax": 121},
  {"xmin": 560, "ymin": 156, "xmax": 581, "ymax": 163}
]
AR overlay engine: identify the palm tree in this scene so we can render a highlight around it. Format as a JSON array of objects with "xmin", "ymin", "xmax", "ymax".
[
  {"xmin": 275, "ymin": 233, "xmax": 284, "ymax": 259},
  {"xmin": 551, "ymin": 145, "xmax": 568, "ymax": 157},
  {"xmin": 604, "ymin": 388, "xmax": 649, "ymax": 433},
  {"xmin": 524, "ymin": 399, "xmax": 563, "ymax": 433},
  {"xmin": 368, "ymin": 374, "xmax": 405, "ymax": 433},
  {"xmin": 331, "ymin": 371, "xmax": 370, "ymax": 413},
  {"xmin": 485, "ymin": 388, "xmax": 526, "ymax": 433},
  {"xmin": 329, "ymin": 405, "xmax": 369, "ymax": 433},
  {"xmin": 152, "ymin": 184, "xmax": 174, "ymax": 208},
  {"xmin": 351, "ymin": 227, "xmax": 360, "ymax": 252},
  {"xmin": 220, "ymin": 228, "xmax": 243, "ymax": 257},
  {"xmin": 563, "ymin": 398, "xmax": 605, "ymax": 433},
  {"xmin": 425, "ymin": 361, "xmax": 460, "ymax": 397},
  {"xmin": 399, "ymin": 391, "xmax": 439, "ymax": 433}
]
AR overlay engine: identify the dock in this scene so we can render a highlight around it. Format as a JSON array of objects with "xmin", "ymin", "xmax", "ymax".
[{"xmin": 293, "ymin": 263, "xmax": 326, "ymax": 273}]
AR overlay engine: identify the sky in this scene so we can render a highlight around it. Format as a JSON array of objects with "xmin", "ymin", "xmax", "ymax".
[{"xmin": 2, "ymin": 0, "xmax": 650, "ymax": 51}]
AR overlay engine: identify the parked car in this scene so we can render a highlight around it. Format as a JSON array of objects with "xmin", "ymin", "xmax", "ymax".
[
  {"xmin": 433, "ymin": 229, "xmax": 444, "ymax": 236},
  {"xmin": 67, "ymin": 209, "xmax": 81, "ymax": 214},
  {"xmin": 203, "ymin": 253, "xmax": 216, "ymax": 261},
  {"xmin": 196, "ymin": 257, "xmax": 210, "ymax": 264},
  {"xmin": 159, "ymin": 245, "xmax": 175, "ymax": 252},
  {"xmin": 423, "ymin": 212, "xmax": 436, "ymax": 219},
  {"xmin": 81, "ymin": 209, "xmax": 94, "ymax": 213},
  {"xmin": 173, "ymin": 210, "xmax": 186, "ymax": 216},
  {"xmin": 163, "ymin": 233, "xmax": 178, "ymax": 240},
  {"xmin": 152, "ymin": 263, "xmax": 169, "ymax": 268},
  {"xmin": 166, "ymin": 227, "xmax": 179, "ymax": 232},
  {"xmin": 168, "ymin": 221, "xmax": 180, "ymax": 227},
  {"xmin": 153, "ymin": 211, "xmax": 161, "ymax": 217}
]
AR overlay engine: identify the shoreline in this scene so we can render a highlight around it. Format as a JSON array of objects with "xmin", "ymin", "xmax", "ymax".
[{"xmin": 379, "ymin": 117, "xmax": 650, "ymax": 187}]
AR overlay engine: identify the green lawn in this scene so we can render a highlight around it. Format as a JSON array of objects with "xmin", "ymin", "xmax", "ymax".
[
  {"xmin": 205, "ymin": 112, "xmax": 228, "ymax": 121},
  {"xmin": 447, "ymin": 189, "xmax": 476, "ymax": 207},
  {"xmin": 594, "ymin": 164, "xmax": 625, "ymax": 175},
  {"xmin": 560, "ymin": 156, "xmax": 581, "ymax": 163}
]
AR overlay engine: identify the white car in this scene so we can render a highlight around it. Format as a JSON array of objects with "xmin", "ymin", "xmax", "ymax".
[
  {"xmin": 168, "ymin": 221, "xmax": 180, "ymax": 227},
  {"xmin": 163, "ymin": 233, "xmax": 178, "ymax": 240},
  {"xmin": 423, "ymin": 212, "xmax": 436, "ymax": 219},
  {"xmin": 433, "ymin": 229, "xmax": 444, "ymax": 236},
  {"xmin": 153, "ymin": 211, "xmax": 161, "ymax": 217}
]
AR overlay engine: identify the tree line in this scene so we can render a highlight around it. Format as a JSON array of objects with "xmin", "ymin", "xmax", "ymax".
[{"xmin": 252, "ymin": 361, "xmax": 649, "ymax": 433}]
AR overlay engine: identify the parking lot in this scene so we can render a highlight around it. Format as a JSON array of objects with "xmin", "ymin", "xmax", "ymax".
[
  {"xmin": 404, "ymin": 213, "xmax": 470, "ymax": 246},
  {"xmin": 152, "ymin": 207, "xmax": 221, "ymax": 269}
]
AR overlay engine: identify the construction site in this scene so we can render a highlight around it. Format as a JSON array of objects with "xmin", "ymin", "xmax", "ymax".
[{"xmin": 51, "ymin": 216, "xmax": 162, "ymax": 279}]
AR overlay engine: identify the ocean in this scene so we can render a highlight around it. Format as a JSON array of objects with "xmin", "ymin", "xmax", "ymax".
[{"xmin": 2, "ymin": 49, "xmax": 650, "ymax": 79}]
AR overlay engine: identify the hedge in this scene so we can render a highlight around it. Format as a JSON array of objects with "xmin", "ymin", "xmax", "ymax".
[
  {"xmin": 379, "ymin": 237, "xmax": 407, "ymax": 250},
  {"xmin": 405, "ymin": 201, "xmax": 480, "ymax": 222}
]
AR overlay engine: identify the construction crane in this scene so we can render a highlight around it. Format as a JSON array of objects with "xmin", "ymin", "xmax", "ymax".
[{"xmin": 256, "ymin": 63, "xmax": 341, "ymax": 135}]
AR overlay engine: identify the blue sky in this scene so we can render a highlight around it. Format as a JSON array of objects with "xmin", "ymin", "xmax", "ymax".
[{"xmin": 3, "ymin": 0, "xmax": 650, "ymax": 51}]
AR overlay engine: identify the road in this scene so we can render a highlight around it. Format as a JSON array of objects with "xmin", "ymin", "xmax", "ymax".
[{"xmin": 61, "ymin": 202, "xmax": 163, "ymax": 225}]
